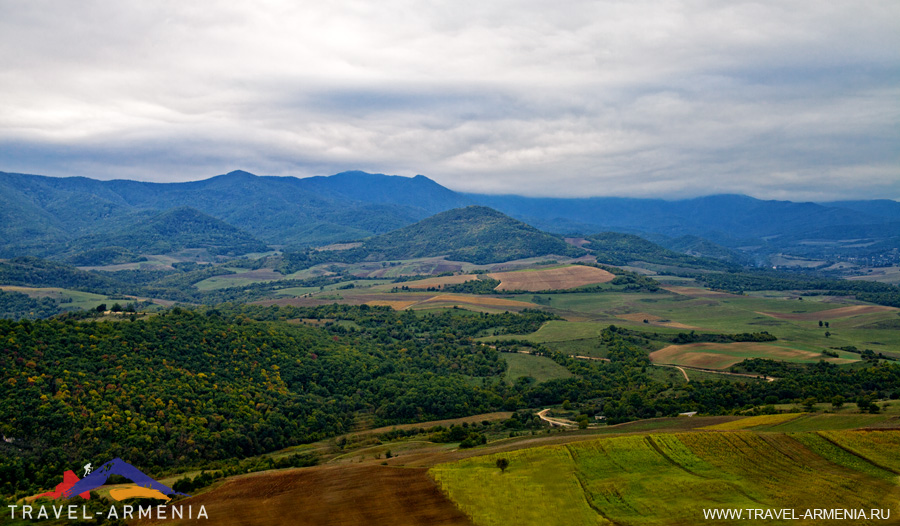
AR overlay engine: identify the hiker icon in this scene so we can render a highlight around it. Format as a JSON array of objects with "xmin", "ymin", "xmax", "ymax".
[{"xmin": 83, "ymin": 463, "xmax": 93, "ymax": 477}]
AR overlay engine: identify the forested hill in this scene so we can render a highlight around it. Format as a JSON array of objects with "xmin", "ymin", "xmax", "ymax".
[
  {"xmin": 585, "ymin": 232, "xmax": 738, "ymax": 270},
  {"xmin": 346, "ymin": 206, "xmax": 586, "ymax": 264},
  {"xmin": 2, "ymin": 169, "xmax": 896, "ymax": 262},
  {"xmin": 275, "ymin": 206, "xmax": 586, "ymax": 272},
  {"xmin": 0, "ymin": 306, "xmax": 554, "ymax": 495},
  {"xmin": 64, "ymin": 207, "xmax": 269, "ymax": 265},
  {"xmin": 0, "ymin": 170, "xmax": 464, "ymax": 258}
]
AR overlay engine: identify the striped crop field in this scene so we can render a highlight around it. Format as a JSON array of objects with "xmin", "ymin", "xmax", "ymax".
[
  {"xmin": 431, "ymin": 430, "xmax": 900, "ymax": 525},
  {"xmin": 700, "ymin": 413, "xmax": 805, "ymax": 431},
  {"xmin": 817, "ymin": 430, "xmax": 900, "ymax": 473}
]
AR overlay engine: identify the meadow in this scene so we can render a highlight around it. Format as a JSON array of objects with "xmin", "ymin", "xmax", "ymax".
[
  {"xmin": 431, "ymin": 430, "xmax": 900, "ymax": 526},
  {"xmin": 501, "ymin": 352, "xmax": 574, "ymax": 383}
]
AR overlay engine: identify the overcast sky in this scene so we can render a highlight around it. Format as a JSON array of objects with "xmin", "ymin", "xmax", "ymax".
[{"xmin": 1, "ymin": 1, "xmax": 898, "ymax": 200}]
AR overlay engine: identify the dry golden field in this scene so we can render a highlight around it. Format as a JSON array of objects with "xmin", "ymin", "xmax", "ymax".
[{"xmin": 489, "ymin": 265, "xmax": 614, "ymax": 291}]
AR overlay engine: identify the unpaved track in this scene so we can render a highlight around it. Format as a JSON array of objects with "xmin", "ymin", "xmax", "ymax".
[
  {"xmin": 653, "ymin": 363, "xmax": 776, "ymax": 382},
  {"xmin": 655, "ymin": 363, "xmax": 690, "ymax": 381},
  {"xmin": 537, "ymin": 408, "xmax": 577, "ymax": 428}
]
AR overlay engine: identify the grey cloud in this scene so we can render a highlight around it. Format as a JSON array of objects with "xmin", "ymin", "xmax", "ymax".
[{"xmin": 0, "ymin": 0, "xmax": 897, "ymax": 200}]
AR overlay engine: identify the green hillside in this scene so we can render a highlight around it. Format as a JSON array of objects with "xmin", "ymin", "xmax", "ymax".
[
  {"xmin": 659, "ymin": 234, "xmax": 752, "ymax": 266},
  {"xmin": 352, "ymin": 206, "xmax": 585, "ymax": 264},
  {"xmin": 64, "ymin": 207, "xmax": 268, "ymax": 264},
  {"xmin": 0, "ymin": 170, "xmax": 452, "ymax": 255},
  {"xmin": 0, "ymin": 257, "xmax": 125, "ymax": 293},
  {"xmin": 586, "ymin": 232, "xmax": 735, "ymax": 270},
  {"xmin": 432, "ymin": 430, "xmax": 900, "ymax": 526}
]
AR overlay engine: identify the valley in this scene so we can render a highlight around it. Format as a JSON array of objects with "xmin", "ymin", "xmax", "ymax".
[{"xmin": 1, "ymin": 170, "xmax": 899, "ymax": 525}]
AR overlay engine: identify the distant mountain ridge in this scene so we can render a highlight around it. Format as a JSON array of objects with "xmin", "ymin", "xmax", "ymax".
[{"xmin": 0, "ymin": 169, "xmax": 895, "ymax": 262}]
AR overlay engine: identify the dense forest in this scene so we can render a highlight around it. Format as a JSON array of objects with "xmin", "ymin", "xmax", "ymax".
[
  {"xmin": 2, "ymin": 304, "xmax": 899, "ymax": 499},
  {"xmin": 0, "ymin": 306, "xmax": 551, "ymax": 496},
  {"xmin": 62, "ymin": 207, "xmax": 269, "ymax": 264},
  {"xmin": 695, "ymin": 270, "xmax": 900, "ymax": 307},
  {"xmin": 0, "ymin": 290, "xmax": 63, "ymax": 320}
]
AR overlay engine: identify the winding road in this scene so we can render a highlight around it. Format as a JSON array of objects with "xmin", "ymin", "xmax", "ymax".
[{"xmin": 536, "ymin": 408, "xmax": 577, "ymax": 428}]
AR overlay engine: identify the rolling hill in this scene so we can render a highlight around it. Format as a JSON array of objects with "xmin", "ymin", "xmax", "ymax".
[
  {"xmin": 1, "ymin": 169, "xmax": 896, "ymax": 266},
  {"xmin": 585, "ymin": 232, "xmax": 737, "ymax": 270},
  {"xmin": 63, "ymin": 207, "xmax": 269, "ymax": 264},
  {"xmin": 0, "ymin": 170, "xmax": 464, "ymax": 257},
  {"xmin": 277, "ymin": 206, "xmax": 588, "ymax": 272},
  {"xmin": 348, "ymin": 206, "xmax": 584, "ymax": 264},
  {"xmin": 345, "ymin": 206, "xmax": 585, "ymax": 264}
]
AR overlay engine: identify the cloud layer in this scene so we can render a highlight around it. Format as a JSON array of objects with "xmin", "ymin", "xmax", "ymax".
[{"xmin": 1, "ymin": 0, "xmax": 898, "ymax": 199}]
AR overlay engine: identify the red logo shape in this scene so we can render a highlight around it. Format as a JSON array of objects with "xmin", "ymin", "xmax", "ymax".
[{"xmin": 34, "ymin": 471, "xmax": 91, "ymax": 500}]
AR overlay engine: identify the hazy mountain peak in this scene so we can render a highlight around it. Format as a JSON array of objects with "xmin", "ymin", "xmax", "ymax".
[{"xmin": 222, "ymin": 170, "xmax": 258, "ymax": 178}]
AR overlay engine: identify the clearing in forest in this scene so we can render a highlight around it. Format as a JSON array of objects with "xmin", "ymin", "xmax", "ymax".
[{"xmin": 649, "ymin": 342, "xmax": 857, "ymax": 369}]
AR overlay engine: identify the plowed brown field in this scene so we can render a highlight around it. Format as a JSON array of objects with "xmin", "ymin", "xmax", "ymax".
[
  {"xmin": 139, "ymin": 465, "xmax": 472, "ymax": 526},
  {"xmin": 489, "ymin": 265, "xmax": 614, "ymax": 291}
]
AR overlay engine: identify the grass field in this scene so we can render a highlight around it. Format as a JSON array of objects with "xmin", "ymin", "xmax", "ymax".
[
  {"xmin": 700, "ymin": 413, "xmax": 805, "ymax": 431},
  {"xmin": 765, "ymin": 413, "xmax": 899, "ymax": 432},
  {"xmin": 533, "ymin": 290, "xmax": 900, "ymax": 355},
  {"xmin": 432, "ymin": 430, "xmax": 900, "ymax": 526},
  {"xmin": 502, "ymin": 353, "xmax": 574, "ymax": 383},
  {"xmin": 480, "ymin": 320, "xmax": 612, "ymax": 358},
  {"xmin": 1, "ymin": 285, "xmax": 119, "ymax": 312},
  {"xmin": 194, "ymin": 269, "xmax": 284, "ymax": 290},
  {"xmin": 758, "ymin": 304, "xmax": 898, "ymax": 321}
]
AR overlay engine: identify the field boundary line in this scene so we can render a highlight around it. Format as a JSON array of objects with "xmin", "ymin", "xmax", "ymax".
[
  {"xmin": 814, "ymin": 432, "xmax": 900, "ymax": 475},
  {"xmin": 644, "ymin": 436, "xmax": 708, "ymax": 479},
  {"xmin": 563, "ymin": 445, "xmax": 623, "ymax": 526},
  {"xmin": 644, "ymin": 436, "xmax": 769, "ymax": 507}
]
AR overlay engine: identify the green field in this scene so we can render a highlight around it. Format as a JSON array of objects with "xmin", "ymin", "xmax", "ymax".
[
  {"xmin": 432, "ymin": 430, "xmax": 900, "ymax": 526},
  {"xmin": 1, "ymin": 286, "xmax": 121, "ymax": 312},
  {"xmin": 501, "ymin": 352, "xmax": 574, "ymax": 383},
  {"xmin": 475, "ymin": 287, "xmax": 900, "ymax": 368}
]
